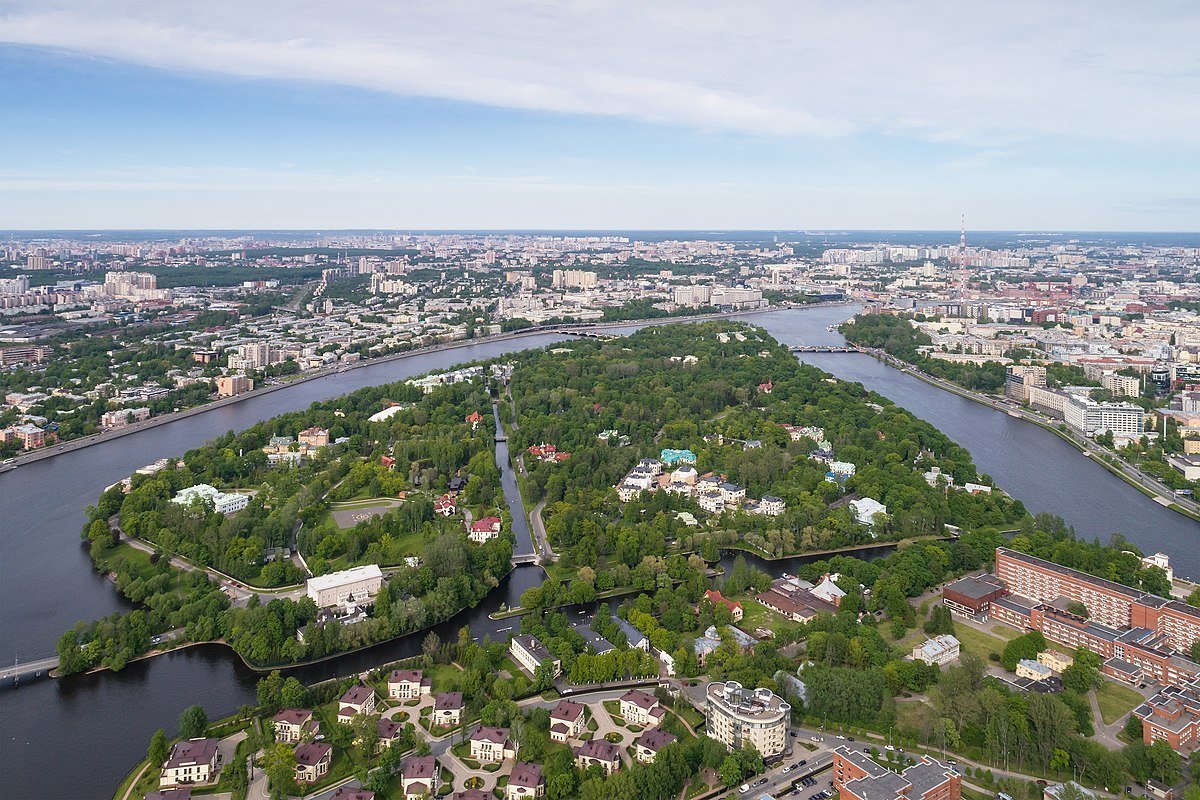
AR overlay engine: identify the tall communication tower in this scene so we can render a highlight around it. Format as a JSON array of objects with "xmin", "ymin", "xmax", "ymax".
[
  {"xmin": 958, "ymin": 213, "xmax": 966, "ymax": 267},
  {"xmin": 955, "ymin": 214, "xmax": 968, "ymax": 298}
]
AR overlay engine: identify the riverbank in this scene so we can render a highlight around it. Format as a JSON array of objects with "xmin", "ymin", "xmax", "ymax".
[
  {"xmin": 486, "ymin": 566, "xmax": 723, "ymax": 620},
  {"xmin": 2, "ymin": 301, "xmax": 849, "ymax": 471},
  {"xmin": 64, "ymin": 566, "xmax": 531, "ymax": 680},
  {"xmin": 713, "ymin": 533, "xmax": 954, "ymax": 562},
  {"xmin": 856, "ymin": 347, "xmax": 1200, "ymax": 524},
  {"xmin": 4, "ymin": 327, "xmax": 561, "ymax": 469}
]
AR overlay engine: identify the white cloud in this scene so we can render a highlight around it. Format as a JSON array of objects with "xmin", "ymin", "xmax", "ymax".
[{"xmin": 1, "ymin": 0, "xmax": 1197, "ymax": 143}]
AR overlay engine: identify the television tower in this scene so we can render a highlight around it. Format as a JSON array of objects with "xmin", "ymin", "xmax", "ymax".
[
  {"xmin": 958, "ymin": 213, "xmax": 966, "ymax": 267},
  {"xmin": 954, "ymin": 213, "xmax": 968, "ymax": 299}
]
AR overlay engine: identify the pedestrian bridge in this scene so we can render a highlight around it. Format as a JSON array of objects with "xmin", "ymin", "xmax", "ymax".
[{"xmin": 511, "ymin": 553, "xmax": 539, "ymax": 566}]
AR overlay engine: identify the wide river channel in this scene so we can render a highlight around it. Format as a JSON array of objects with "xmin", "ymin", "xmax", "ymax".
[{"xmin": 1, "ymin": 305, "xmax": 1197, "ymax": 799}]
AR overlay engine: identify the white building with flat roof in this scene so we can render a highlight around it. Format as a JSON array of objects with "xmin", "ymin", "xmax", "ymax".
[
  {"xmin": 1064, "ymin": 396, "xmax": 1144, "ymax": 441},
  {"xmin": 911, "ymin": 635, "xmax": 960, "ymax": 665},
  {"xmin": 306, "ymin": 564, "xmax": 384, "ymax": 608},
  {"xmin": 171, "ymin": 484, "xmax": 250, "ymax": 515}
]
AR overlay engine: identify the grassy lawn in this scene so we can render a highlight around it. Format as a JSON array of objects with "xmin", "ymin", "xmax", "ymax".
[
  {"xmin": 989, "ymin": 625, "xmax": 1020, "ymax": 641},
  {"xmin": 494, "ymin": 657, "xmax": 534, "ymax": 697},
  {"xmin": 542, "ymin": 560, "xmax": 578, "ymax": 582},
  {"xmin": 676, "ymin": 703, "xmax": 705, "ymax": 730},
  {"xmin": 426, "ymin": 662, "xmax": 465, "ymax": 692},
  {"xmin": 954, "ymin": 624, "xmax": 1009, "ymax": 662},
  {"xmin": 731, "ymin": 595, "xmax": 774, "ymax": 630},
  {"xmin": 1096, "ymin": 681, "xmax": 1143, "ymax": 725},
  {"xmin": 117, "ymin": 757, "xmax": 160, "ymax": 800},
  {"xmin": 894, "ymin": 699, "xmax": 937, "ymax": 742}
]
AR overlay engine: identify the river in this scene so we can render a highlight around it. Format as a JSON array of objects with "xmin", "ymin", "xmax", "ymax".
[{"xmin": 2, "ymin": 306, "xmax": 1197, "ymax": 799}]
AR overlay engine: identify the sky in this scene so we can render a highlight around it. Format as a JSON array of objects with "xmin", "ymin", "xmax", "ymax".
[{"xmin": 0, "ymin": 1, "xmax": 1197, "ymax": 231}]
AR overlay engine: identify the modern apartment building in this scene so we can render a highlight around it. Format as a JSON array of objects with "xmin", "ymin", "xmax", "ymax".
[
  {"xmin": 705, "ymin": 681, "xmax": 790, "ymax": 758},
  {"xmin": 1005, "ymin": 365, "xmax": 1047, "ymax": 403},
  {"xmin": 1063, "ymin": 397, "xmax": 1145, "ymax": 440}
]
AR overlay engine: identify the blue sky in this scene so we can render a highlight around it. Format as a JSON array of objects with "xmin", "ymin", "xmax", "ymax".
[{"xmin": 0, "ymin": 1, "xmax": 1197, "ymax": 230}]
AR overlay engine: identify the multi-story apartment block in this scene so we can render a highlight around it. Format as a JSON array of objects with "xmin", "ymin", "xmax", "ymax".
[
  {"xmin": 705, "ymin": 681, "xmax": 790, "ymax": 758},
  {"xmin": 1063, "ymin": 397, "xmax": 1145, "ymax": 440},
  {"xmin": 1005, "ymin": 365, "xmax": 1047, "ymax": 403},
  {"xmin": 975, "ymin": 548, "xmax": 1200, "ymax": 686}
]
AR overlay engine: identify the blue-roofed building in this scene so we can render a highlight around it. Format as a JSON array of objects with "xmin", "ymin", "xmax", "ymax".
[
  {"xmin": 660, "ymin": 448, "xmax": 697, "ymax": 466},
  {"xmin": 693, "ymin": 633, "xmax": 721, "ymax": 665}
]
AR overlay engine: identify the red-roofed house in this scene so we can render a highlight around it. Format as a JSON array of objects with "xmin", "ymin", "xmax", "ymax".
[
  {"xmin": 294, "ymin": 742, "xmax": 332, "ymax": 783},
  {"xmin": 401, "ymin": 755, "xmax": 439, "ymax": 799},
  {"xmin": 271, "ymin": 708, "xmax": 318, "ymax": 743},
  {"xmin": 469, "ymin": 516, "xmax": 503, "ymax": 543},
  {"xmin": 469, "ymin": 726, "xmax": 516, "ymax": 763},
  {"xmin": 434, "ymin": 494, "xmax": 457, "ymax": 517},
  {"xmin": 704, "ymin": 589, "xmax": 744, "ymax": 622},
  {"xmin": 466, "ymin": 411, "xmax": 484, "ymax": 430},
  {"xmin": 387, "ymin": 669, "xmax": 431, "ymax": 700},
  {"xmin": 507, "ymin": 762, "xmax": 544, "ymax": 800},
  {"xmin": 619, "ymin": 689, "xmax": 667, "ymax": 727}
]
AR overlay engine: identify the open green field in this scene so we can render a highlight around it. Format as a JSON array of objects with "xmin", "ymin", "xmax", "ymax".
[
  {"xmin": 894, "ymin": 699, "xmax": 933, "ymax": 738},
  {"xmin": 954, "ymin": 624, "xmax": 1009, "ymax": 662},
  {"xmin": 989, "ymin": 624, "xmax": 1020, "ymax": 641},
  {"xmin": 1095, "ymin": 680, "xmax": 1143, "ymax": 725}
]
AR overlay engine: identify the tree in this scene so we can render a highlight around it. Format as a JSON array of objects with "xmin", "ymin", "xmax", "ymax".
[
  {"xmin": 280, "ymin": 676, "xmax": 309, "ymax": 709},
  {"xmin": 178, "ymin": 704, "xmax": 208, "ymax": 739},
  {"xmin": 533, "ymin": 660, "xmax": 557, "ymax": 692},
  {"xmin": 257, "ymin": 670, "xmax": 284, "ymax": 711},
  {"xmin": 720, "ymin": 754, "xmax": 743, "ymax": 787},
  {"xmin": 147, "ymin": 728, "xmax": 169, "ymax": 768},
  {"xmin": 262, "ymin": 742, "xmax": 297, "ymax": 800},
  {"xmin": 353, "ymin": 713, "xmax": 380, "ymax": 758},
  {"xmin": 1001, "ymin": 631, "xmax": 1046, "ymax": 672},
  {"xmin": 1049, "ymin": 749, "xmax": 1071, "ymax": 780},
  {"xmin": 1055, "ymin": 783, "xmax": 1089, "ymax": 800},
  {"xmin": 1061, "ymin": 649, "xmax": 1102, "ymax": 694}
]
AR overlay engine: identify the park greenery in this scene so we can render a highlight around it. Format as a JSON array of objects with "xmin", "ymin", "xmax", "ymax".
[
  {"xmin": 61, "ymin": 368, "xmax": 514, "ymax": 674},
  {"xmin": 58, "ymin": 319, "xmax": 1200, "ymax": 798},
  {"xmin": 509, "ymin": 321, "xmax": 1023, "ymax": 583}
]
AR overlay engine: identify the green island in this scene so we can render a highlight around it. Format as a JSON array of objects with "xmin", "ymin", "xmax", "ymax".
[{"xmin": 79, "ymin": 320, "xmax": 1200, "ymax": 800}]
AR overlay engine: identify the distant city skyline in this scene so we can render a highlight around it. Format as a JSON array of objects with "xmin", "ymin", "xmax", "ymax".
[{"xmin": 0, "ymin": 1, "xmax": 1197, "ymax": 230}]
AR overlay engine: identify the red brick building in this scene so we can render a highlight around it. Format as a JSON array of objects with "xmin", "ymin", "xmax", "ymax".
[
  {"xmin": 1134, "ymin": 679, "xmax": 1200, "ymax": 753},
  {"xmin": 985, "ymin": 548, "xmax": 1200, "ymax": 685},
  {"xmin": 832, "ymin": 746, "xmax": 960, "ymax": 800}
]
